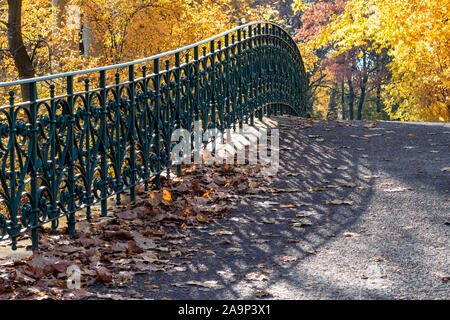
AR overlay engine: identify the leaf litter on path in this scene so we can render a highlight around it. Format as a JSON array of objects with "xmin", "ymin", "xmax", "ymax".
[{"xmin": 0, "ymin": 163, "xmax": 267, "ymax": 300}]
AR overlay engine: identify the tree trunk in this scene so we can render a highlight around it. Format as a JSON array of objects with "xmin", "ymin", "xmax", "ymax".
[
  {"xmin": 7, "ymin": 0, "xmax": 35, "ymax": 102},
  {"xmin": 341, "ymin": 80, "xmax": 345, "ymax": 120},
  {"xmin": 376, "ymin": 82, "xmax": 382, "ymax": 113},
  {"xmin": 82, "ymin": 20, "xmax": 101, "ymax": 57},
  {"xmin": 357, "ymin": 85, "xmax": 366, "ymax": 120},
  {"xmin": 357, "ymin": 51, "xmax": 368, "ymax": 120},
  {"xmin": 347, "ymin": 76, "xmax": 354, "ymax": 120},
  {"xmin": 52, "ymin": 0, "xmax": 68, "ymax": 27},
  {"xmin": 327, "ymin": 83, "xmax": 338, "ymax": 120}
]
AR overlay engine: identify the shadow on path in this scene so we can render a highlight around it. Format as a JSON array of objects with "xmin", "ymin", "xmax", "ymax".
[{"xmin": 91, "ymin": 118, "xmax": 450, "ymax": 300}]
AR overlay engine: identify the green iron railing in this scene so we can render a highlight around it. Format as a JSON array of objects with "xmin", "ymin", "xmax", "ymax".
[{"xmin": 0, "ymin": 22, "xmax": 308, "ymax": 250}]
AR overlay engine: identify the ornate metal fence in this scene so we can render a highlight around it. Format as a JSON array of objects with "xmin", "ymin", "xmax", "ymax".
[{"xmin": 0, "ymin": 22, "xmax": 308, "ymax": 250}]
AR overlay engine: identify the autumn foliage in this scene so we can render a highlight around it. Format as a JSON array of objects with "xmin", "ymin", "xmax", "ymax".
[
  {"xmin": 1, "ymin": 0, "xmax": 448, "ymax": 121},
  {"xmin": 293, "ymin": 0, "xmax": 449, "ymax": 121}
]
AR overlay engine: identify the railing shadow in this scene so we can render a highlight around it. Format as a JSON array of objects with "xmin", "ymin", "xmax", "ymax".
[{"xmin": 131, "ymin": 118, "xmax": 449, "ymax": 300}]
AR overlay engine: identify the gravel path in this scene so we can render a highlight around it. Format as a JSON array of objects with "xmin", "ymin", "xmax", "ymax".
[{"xmin": 91, "ymin": 118, "xmax": 450, "ymax": 300}]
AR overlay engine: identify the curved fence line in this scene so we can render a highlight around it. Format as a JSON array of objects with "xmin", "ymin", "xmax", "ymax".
[{"xmin": 0, "ymin": 21, "xmax": 308, "ymax": 250}]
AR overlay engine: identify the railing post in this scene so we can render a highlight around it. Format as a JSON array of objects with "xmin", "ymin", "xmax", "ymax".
[
  {"xmin": 128, "ymin": 65, "xmax": 136, "ymax": 201},
  {"xmin": 184, "ymin": 53, "xmax": 192, "ymax": 131},
  {"xmin": 28, "ymin": 81, "xmax": 40, "ymax": 250},
  {"xmin": 8, "ymin": 91, "xmax": 19, "ymax": 250},
  {"xmin": 249, "ymin": 25, "xmax": 255, "ymax": 126},
  {"xmin": 49, "ymin": 85, "xmax": 58, "ymax": 232},
  {"xmin": 99, "ymin": 70, "xmax": 108, "ymax": 216},
  {"xmin": 224, "ymin": 34, "xmax": 231, "ymax": 129},
  {"xmin": 242, "ymin": 29, "xmax": 249, "ymax": 125},
  {"xmin": 210, "ymin": 40, "xmax": 216, "ymax": 129},
  {"xmin": 231, "ymin": 34, "xmax": 237, "ymax": 132},
  {"xmin": 84, "ymin": 79, "xmax": 92, "ymax": 220},
  {"xmin": 237, "ymin": 29, "xmax": 243, "ymax": 129},
  {"xmin": 154, "ymin": 59, "xmax": 161, "ymax": 188},
  {"xmin": 141, "ymin": 65, "xmax": 150, "ymax": 191},
  {"xmin": 175, "ymin": 52, "xmax": 182, "ymax": 177},
  {"xmin": 194, "ymin": 46, "xmax": 200, "ymax": 122},
  {"xmin": 114, "ymin": 73, "xmax": 122, "ymax": 205},
  {"xmin": 257, "ymin": 23, "xmax": 263, "ymax": 122},
  {"xmin": 66, "ymin": 75, "xmax": 76, "ymax": 236}
]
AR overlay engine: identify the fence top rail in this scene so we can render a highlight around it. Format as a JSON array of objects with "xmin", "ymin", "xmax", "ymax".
[{"xmin": 0, "ymin": 21, "xmax": 298, "ymax": 89}]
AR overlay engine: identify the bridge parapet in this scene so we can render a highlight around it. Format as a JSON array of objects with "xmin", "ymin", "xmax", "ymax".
[{"xmin": 0, "ymin": 22, "xmax": 308, "ymax": 250}]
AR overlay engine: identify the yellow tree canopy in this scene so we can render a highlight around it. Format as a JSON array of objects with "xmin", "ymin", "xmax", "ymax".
[{"xmin": 317, "ymin": 0, "xmax": 449, "ymax": 121}]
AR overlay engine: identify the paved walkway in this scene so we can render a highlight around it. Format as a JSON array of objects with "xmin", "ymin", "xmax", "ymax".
[{"xmin": 91, "ymin": 117, "xmax": 450, "ymax": 300}]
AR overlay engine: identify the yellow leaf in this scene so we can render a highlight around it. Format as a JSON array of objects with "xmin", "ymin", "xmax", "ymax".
[
  {"xmin": 280, "ymin": 204, "xmax": 297, "ymax": 208},
  {"xmin": 310, "ymin": 187, "xmax": 326, "ymax": 191},
  {"xmin": 162, "ymin": 189, "xmax": 172, "ymax": 202}
]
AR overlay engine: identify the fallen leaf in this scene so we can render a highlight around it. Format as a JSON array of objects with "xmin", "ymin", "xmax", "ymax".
[
  {"xmin": 26, "ymin": 255, "xmax": 57, "ymax": 278},
  {"xmin": 310, "ymin": 187, "xmax": 326, "ymax": 191},
  {"xmin": 103, "ymin": 231, "xmax": 133, "ymax": 240},
  {"xmin": 343, "ymin": 232, "xmax": 360, "ymax": 238},
  {"xmin": 185, "ymin": 208, "xmax": 196, "ymax": 216},
  {"xmin": 127, "ymin": 240, "xmax": 144, "ymax": 254},
  {"xmin": 115, "ymin": 210, "xmax": 138, "ymax": 220},
  {"xmin": 280, "ymin": 204, "xmax": 297, "ymax": 208},
  {"xmin": 372, "ymin": 257, "xmax": 389, "ymax": 262},
  {"xmin": 244, "ymin": 272, "xmax": 269, "ymax": 281},
  {"xmin": 51, "ymin": 260, "xmax": 74, "ymax": 273},
  {"xmin": 96, "ymin": 267, "xmax": 112, "ymax": 283},
  {"xmin": 111, "ymin": 242, "xmax": 128, "ymax": 253},
  {"xmin": 185, "ymin": 280, "xmax": 224, "ymax": 289},
  {"xmin": 14, "ymin": 270, "xmax": 35, "ymax": 284},
  {"xmin": 325, "ymin": 200, "xmax": 354, "ymax": 206},
  {"xmin": 162, "ymin": 189, "xmax": 172, "ymax": 202},
  {"xmin": 278, "ymin": 255, "xmax": 298, "ymax": 263},
  {"xmin": 148, "ymin": 191, "xmax": 160, "ymax": 206},
  {"xmin": 383, "ymin": 187, "xmax": 412, "ymax": 192},
  {"xmin": 255, "ymin": 289, "xmax": 272, "ymax": 298}
]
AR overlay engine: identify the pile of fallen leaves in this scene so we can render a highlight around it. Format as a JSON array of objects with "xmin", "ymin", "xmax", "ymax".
[{"xmin": 0, "ymin": 164, "xmax": 264, "ymax": 300}]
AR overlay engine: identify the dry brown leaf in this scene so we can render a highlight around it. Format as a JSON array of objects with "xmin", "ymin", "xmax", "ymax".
[
  {"xmin": 383, "ymin": 187, "xmax": 412, "ymax": 192},
  {"xmin": 185, "ymin": 280, "xmax": 224, "ymax": 289},
  {"xmin": 244, "ymin": 272, "xmax": 269, "ymax": 281},
  {"xmin": 255, "ymin": 289, "xmax": 272, "ymax": 298},
  {"xmin": 278, "ymin": 255, "xmax": 298, "ymax": 263},
  {"xmin": 96, "ymin": 267, "xmax": 112, "ymax": 283},
  {"xmin": 325, "ymin": 200, "xmax": 354, "ymax": 206}
]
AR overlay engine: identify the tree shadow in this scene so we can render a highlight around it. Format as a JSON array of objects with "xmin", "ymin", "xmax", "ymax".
[{"xmin": 131, "ymin": 118, "xmax": 449, "ymax": 300}]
